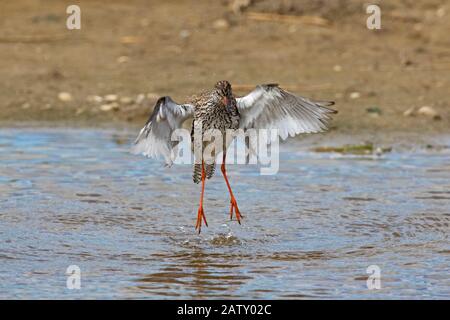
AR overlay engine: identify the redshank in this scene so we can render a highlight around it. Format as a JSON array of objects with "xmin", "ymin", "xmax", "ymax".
[{"xmin": 132, "ymin": 81, "xmax": 337, "ymax": 233}]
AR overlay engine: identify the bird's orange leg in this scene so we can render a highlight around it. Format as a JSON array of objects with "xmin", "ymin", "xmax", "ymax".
[
  {"xmin": 195, "ymin": 161, "xmax": 208, "ymax": 233},
  {"xmin": 221, "ymin": 154, "xmax": 243, "ymax": 224}
]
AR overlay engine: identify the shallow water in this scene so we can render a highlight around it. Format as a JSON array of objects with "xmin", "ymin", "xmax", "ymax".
[{"xmin": 0, "ymin": 128, "xmax": 449, "ymax": 299}]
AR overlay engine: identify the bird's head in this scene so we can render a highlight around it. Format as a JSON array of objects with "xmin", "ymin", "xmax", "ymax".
[{"xmin": 215, "ymin": 80, "xmax": 233, "ymax": 108}]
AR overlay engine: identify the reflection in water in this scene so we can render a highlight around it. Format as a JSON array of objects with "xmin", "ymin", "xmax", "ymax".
[
  {"xmin": 0, "ymin": 128, "xmax": 449, "ymax": 299},
  {"xmin": 135, "ymin": 250, "xmax": 249, "ymax": 298}
]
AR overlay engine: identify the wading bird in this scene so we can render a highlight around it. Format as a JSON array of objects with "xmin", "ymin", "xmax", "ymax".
[{"xmin": 132, "ymin": 81, "xmax": 337, "ymax": 233}]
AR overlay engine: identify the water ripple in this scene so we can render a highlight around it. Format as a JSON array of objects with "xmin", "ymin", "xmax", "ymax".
[{"xmin": 0, "ymin": 128, "xmax": 449, "ymax": 299}]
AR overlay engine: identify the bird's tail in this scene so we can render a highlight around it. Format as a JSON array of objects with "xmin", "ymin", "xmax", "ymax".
[{"xmin": 193, "ymin": 163, "xmax": 216, "ymax": 184}]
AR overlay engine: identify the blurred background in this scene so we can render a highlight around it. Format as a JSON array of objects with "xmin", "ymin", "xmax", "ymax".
[
  {"xmin": 1, "ymin": 1, "xmax": 450, "ymax": 299},
  {"xmin": 0, "ymin": 0, "xmax": 448, "ymax": 134}
]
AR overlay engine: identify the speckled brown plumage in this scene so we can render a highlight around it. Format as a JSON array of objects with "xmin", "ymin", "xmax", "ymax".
[{"xmin": 188, "ymin": 81, "xmax": 240, "ymax": 183}]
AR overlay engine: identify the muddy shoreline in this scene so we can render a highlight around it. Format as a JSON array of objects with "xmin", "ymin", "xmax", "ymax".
[
  {"xmin": 1, "ymin": 0, "xmax": 449, "ymax": 134},
  {"xmin": 3, "ymin": 121, "xmax": 449, "ymax": 154}
]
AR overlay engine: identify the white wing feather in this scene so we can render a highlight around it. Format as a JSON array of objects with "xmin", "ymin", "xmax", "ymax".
[
  {"xmin": 131, "ymin": 96, "xmax": 194, "ymax": 165},
  {"xmin": 236, "ymin": 84, "xmax": 337, "ymax": 140}
]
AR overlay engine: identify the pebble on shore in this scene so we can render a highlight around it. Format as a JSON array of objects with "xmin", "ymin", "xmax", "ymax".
[
  {"xmin": 104, "ymin": 94, "xmax": 118, "ymax": 102},
  {"xmin": 349, "ymin": 92, "xmax": 360, "ymax": 99},
  {"xmin": 417, "ymin": 106, "xmax": 441, "ymax": 120},
  {"xmin": 100, "ymin": 103, "xmax": 119, "ymax": 112},
  {"xmin": 58, "ymin": 92, "xmax": 73, "ymax": 102},
  {"xmin": 404, "ymin": 106, "xmax": 441, "ymax": 120},
  {"xmin": 213, "ymin": 19, "xmax": 230, "ymax": 30},
  {"xmin": 86, "ymin": 95, "xmax": 103, "ymax": 103}
]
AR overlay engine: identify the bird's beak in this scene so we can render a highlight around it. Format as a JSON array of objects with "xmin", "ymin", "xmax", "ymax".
[{"xmin": 223, "ymin": 96, "xmax": 233, "ymax": 111}]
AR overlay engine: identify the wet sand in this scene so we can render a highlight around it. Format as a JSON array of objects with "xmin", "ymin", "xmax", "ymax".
[{"xmin": 0, "ymin": 0, "xmax": 449, "ymax": 134}]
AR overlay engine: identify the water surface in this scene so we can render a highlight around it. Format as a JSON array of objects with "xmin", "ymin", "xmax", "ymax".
[{"xmin": 0, "ymin": 128, "xmax": 449, "ymax": 299}]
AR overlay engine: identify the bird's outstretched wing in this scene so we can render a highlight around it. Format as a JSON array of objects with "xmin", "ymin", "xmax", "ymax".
[
  {"xmin": 236, "ymin": 84, "xmax": 337, "ymax": 140},
  {"xmin": 131, "ymin": 96, "xmax": 194, "ymax": 165}
]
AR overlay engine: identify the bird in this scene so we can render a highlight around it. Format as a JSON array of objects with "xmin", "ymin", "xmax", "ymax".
[{"xmin": 132, "ymin": 80, "xmax": 337, "ymax": 233}]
